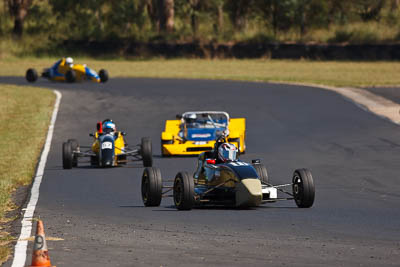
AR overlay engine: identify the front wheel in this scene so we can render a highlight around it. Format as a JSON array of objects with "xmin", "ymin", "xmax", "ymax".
[
  {"xmin": 99, "ymin": 69, "xmax": 109, "ymax": 83},
  {"xmin": 141, "ymin": 167, "xmax": 162, "ymax": 207},
  {"xmin": 292, "ymin": 169, "xmax": 315, "ymax": 208},
  {"xmin": 68, "ymin": 139, "xmax": 79, "ymax": 167},
  {"xmin": 26, "ymin": 68, "xmax": 38, "ymax": 82},
  {"xmin": 141, "ymin": 137, "xmax": 152, "ymax": 167},
  {"xmin": 66, "ymin": 70, "xmax": 76, "ymax": 83},
  {"xmin": 173, "ymin": 172, "xmax": 195, "ymax": 210},
  {"xmin": 62, "ymin": 142, "xmax": 73, "ymax": 169}
]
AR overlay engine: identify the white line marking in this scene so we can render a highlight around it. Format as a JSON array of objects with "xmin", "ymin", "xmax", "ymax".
[{"xmin": 11, "ymin": 90, "xmax": 62, "ymax": 267}]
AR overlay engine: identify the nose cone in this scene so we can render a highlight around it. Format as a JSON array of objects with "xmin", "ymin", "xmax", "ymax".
[{"xmin": 235, "ymin": 179, "xmax": 262, "ymax": 207}]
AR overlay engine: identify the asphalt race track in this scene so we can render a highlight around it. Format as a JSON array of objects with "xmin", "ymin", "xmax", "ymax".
[{"xmin": 3, "ymin": 77, "xmax": 400, "ymax": 266}]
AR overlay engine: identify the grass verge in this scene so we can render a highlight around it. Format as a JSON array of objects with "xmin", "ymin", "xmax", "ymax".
[
  {"xmin": 0, "ymin": 84, "xmax": 55, "ymax": 264},
  {"xmin": 1, "ymin": 58, "xmax": 400, "ymax": 87}
]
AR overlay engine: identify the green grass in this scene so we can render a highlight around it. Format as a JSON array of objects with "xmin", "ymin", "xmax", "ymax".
[
  {"xmin": 1, "ymin": 57, "xmax": 400, "ymax": 87},
  {"xmin": 0, "ymin": 84, "xmax": 55, "ymax": 264}
]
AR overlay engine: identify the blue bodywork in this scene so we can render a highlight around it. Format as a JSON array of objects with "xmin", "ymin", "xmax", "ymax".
[
  {"xmin": 85, "ymin": 66, "xmax": 100, "ymax": 80},
  {"xmin": 98, "ymin": 134, "xmax": 115, "ymax": 167},
  {"xmin": 186, "ymin": 127, "xmax": 225, "ymax": 141}
]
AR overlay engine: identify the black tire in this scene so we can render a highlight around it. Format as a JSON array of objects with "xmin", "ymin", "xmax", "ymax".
[
  {"xmin": 141, "ymin": 137, "xmax": 152, "ymax": 167},
  {"xmin": 253, "ymin": 163, "xmax": 269, "ymax": 184},
  {"xmin": 90, "ymin": 155, "xmax": 98, "ymax": 166},
  {"xmin": 99, "ymin": 69, "xmax": 109, "ymax": 83},
  {"xmin": 141, "ymin": 167, "xmax": 162, "ymax": 207},
  {"xmin": 292, "ymin": 169, "xmax": 315, "ymax": 208},
  {"xmin": 66, "ymin": 70, "xmax": 76, "ymax": 83},
  {"xmin": 173, "ymin": 172, "xmax": 195, "ymax": 210},
  {"xmin": 62, "ymin": 142, "xmax": 73, "ymax": 169},
  {"xmin": 26, "ymin": 68, "xmax": 38, "ymax": 82},
  {"xmin": 68, "ymin": 139, "xmax": 79, "ymax": 167}
]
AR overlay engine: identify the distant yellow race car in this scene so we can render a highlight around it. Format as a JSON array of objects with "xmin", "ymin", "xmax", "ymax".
[
  {"xmin": 161, "ymin": 111, "xmax": 246, "ymax": 156},
  {"xmin": 26, "ymin": 57, "xmax": 108, "ymax": 83}
]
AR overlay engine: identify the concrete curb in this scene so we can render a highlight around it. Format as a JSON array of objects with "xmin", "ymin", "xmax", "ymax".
[{"xmin": 270, "ymin": 81, "xmax": 400, "ymax": 125}]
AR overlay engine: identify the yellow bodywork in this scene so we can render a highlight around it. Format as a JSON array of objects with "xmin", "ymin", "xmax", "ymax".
[
  {"xmin": 161, "ymin": 118, "xmax": 246, "ymax": 156},
  {"xmin": 91, "ymin": 131, "xmax": 126, "ymax": 165},
  {"xmin": 51, "ymin": 58, "xmax": 100, "ymax": 82}
]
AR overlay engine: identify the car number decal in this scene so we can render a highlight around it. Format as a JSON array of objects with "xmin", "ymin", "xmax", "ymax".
[{"xmin": 102, "ymin": 142, "xmax": 112, "ymax": 149}]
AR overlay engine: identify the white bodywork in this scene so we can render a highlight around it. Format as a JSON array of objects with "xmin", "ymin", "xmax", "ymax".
[{"xmin": 262, "ymin": 185, "xmax": 278, "ymax": 200}]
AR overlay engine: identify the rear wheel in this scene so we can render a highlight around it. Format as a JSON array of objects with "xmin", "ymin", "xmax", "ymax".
[
  {"xmin": 253, "ymin": 163, "xmax": 268, "ymax": 184},
  {"xmin": 141, "ymin": 167, "xmax": 162, "ymax": 207},
  {"xmin": 66, "ymin": 70, "xmax": 76, "ymax": 83},
  {"xmin": 68, "ymin": 139, "xmax": 79, "ymax": 167},
  {"xmin": 99, "ymin": 69, "xmax": 109, "ymax": 83},
  {"xmin": 173, "ymin": 172, "xmax": 195, "ymax": 210},
  {"xmin": 62, "ymin": 142, "xmax": 73, "ymax": 169},
  {"xmin": 26, "ymin": 68, "xmax": 38, "ymax": 82},
  {"xmin": 293, "ymin": 169, "xmax": 315, "ymax": 208},
  {"xmin": 141, "ymin": 137, "xmax": 152, "ymax": 167}
]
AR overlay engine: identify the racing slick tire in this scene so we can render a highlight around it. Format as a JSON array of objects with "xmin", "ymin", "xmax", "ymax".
[
  {"xmin": 66, "ymin": 70, "xmax": 76, "ymax": 83},
  {"xmin": 141, "ymin": 167, "xmax": 162, "ymax": 207},
  {"xmin": 141, "ymin": 137, "xmax": 153, "ymax": 167},
  {"xmin": 62, "ymin": 142, "xmax": 73, "ymax": 169},
  {"xmin": 173, "ymin": 172, "xmax": 195, "ymax": 210},
  {"xmin": 99, "ymin": 69, "xmax": 109, "ymax": 83},
  {"xmin": 26, "ymin": 68, "xmax": 38, "ymax": 82},
  {"xmin": 292, "ymin": 169, "xmax": 315, "ymax": 208},
  {"xmin": 252, "ymin": 163, "xmax": 269, "ymax": 184},
  {"xmin": 68, "ymin": 139, "xmax": 79, "ymax": 167}
]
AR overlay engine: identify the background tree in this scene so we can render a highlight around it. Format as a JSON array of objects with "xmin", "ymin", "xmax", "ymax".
[
  {"xmin": 6, "ymin": 0, "xmax": 33, "ymax": 36},
  {"xmin": 158, "ymin": 0, "xmax": 174, "ymax": 33}
]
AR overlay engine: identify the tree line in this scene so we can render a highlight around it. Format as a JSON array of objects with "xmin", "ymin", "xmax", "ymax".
[{"xmin": 2, "ymin": 0, "xmax": 400, "ymax": 43}]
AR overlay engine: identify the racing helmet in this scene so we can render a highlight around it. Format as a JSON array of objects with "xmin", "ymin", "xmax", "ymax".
[
  {"xmin": 65, "ymin": 57, "xmax": 73, "ymax": 67},
  {"xmin": 185, "ymin": 113, "xmax": 197, "ymax": 124},
  {"xmin": 103, "ymin": 121, "xmax": 116, "ymax": 134},
  {"xmin": 218, "ymin": 143, "xmax": 238, "ymax": 162}
]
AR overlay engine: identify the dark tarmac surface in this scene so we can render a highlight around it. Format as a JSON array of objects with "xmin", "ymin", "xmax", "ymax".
[
  {"xmin": 364, "ymin": 87, "xmax": 400, "ymax": 105},
  {"xmin": 3, "ymin": 77, "xmax": 400, "ymax": 266}
]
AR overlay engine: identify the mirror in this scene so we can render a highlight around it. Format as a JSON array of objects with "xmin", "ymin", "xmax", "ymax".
[
  {"xmin": 176, "ymin": 114, "xmax": 182, "ymax": 119},
  {"xmin": 89, "ymin": 133, "xmax": 94, "ymax": 137}
]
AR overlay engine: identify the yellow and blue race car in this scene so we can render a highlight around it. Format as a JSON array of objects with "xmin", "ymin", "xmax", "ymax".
[
  {"xmin": 26, "ymin": 57, "xmax": 108, "ymax": 83},
  {"xmin": 161, "ymin": 111, "xmax": 246, "ymax": 156},
  {"xmin": 62, "ymin": 120, "xmax": 152, "ymax": 169}
]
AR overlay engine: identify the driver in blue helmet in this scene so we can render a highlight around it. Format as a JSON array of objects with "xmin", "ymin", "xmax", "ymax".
[{"xmin": 102, "ymin": 119, "xmax": 116, "ymax": 135}]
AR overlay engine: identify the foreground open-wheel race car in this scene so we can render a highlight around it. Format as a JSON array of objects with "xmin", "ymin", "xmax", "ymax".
[
  {"xmin": 26, "ymin": 57, "xmax": 108, "ymax": 83},
  {"xmin": 141, "ymin": 149, "xmax": 315, "ymax": 210},
  {"xmin": 62, "ymin": 120, "xmax": 152, "ymax": 169},
  {"xmin": 161, "ymin": 111, "xmax": 246, "ymax": 156}
]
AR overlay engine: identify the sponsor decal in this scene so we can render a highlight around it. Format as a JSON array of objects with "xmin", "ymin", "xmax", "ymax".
[
  {"xmin": 102, "ymin": 142, "xmax": 112, "ymax": 149},
  {"xmin": 194, "ymin": 141, "xmax": 207, "ymax": 145},
  {"xmin": 192, "ymin": 133, "xmax": 211, "ymax": 138}
]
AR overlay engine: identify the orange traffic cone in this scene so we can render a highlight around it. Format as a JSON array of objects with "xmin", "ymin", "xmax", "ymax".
[{"xmin": 28, "ymin": 220, "xmax": 55, "ymax": 267}]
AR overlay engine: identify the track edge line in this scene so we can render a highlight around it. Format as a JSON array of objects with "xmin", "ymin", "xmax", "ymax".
[{"xmin": 10, "ymin": 90, "xmax": 62, "ymax": 267}]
